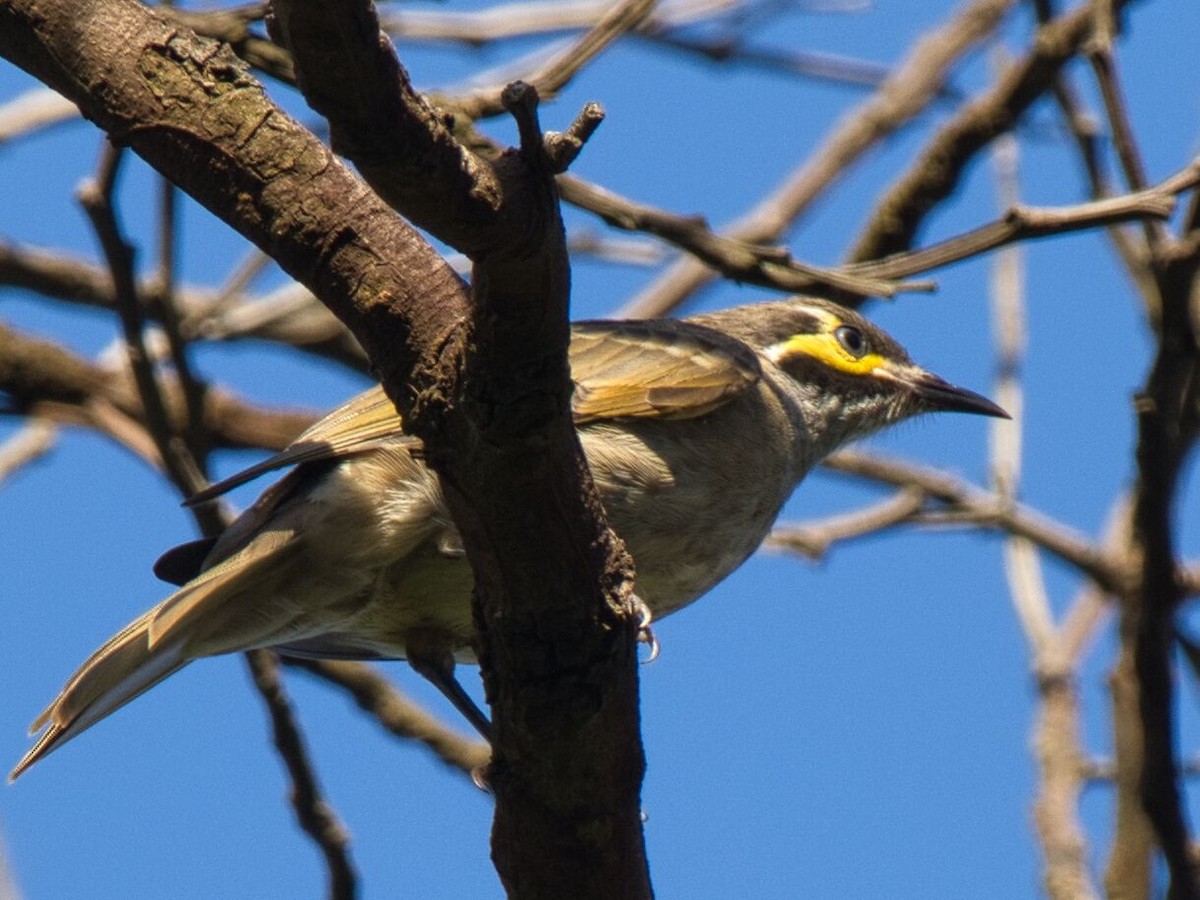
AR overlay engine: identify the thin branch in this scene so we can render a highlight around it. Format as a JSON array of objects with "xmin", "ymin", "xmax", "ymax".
[
  {"xmin": 0, "ymin": 321, "xmax": 316, "ymax": 458},
  {"xmin": 988, "ymin": 129, "xmax": 1098, "ymax": 900},
  {"xmin": 641, "ymin": 32, "xmax": 964, "ymax": 98},
  {"xmin": 246, "ymin": 650, "xmax": 358, "ymax": 900},
  {"xmin": 558, "ymin": 175, "xmax": 929, "ymax": 299},
  {"xmin": 847, "ymin": 2, "xmax": 1108, "ymax": 266},
  {"xmin": 1047, "ymin": 61, "xmax": 1157, "ymax": 308},
  {"xmin": 620, "ymin": 0, "xmax": 1017, "ymax": 317},
  {"xmin": 846, "ymin": 173, "xmax": 1188, "ymax": 281},
  {"xmin": 0, "ymin": 85, "xmax": 78, "ymax": 144},
  {"xmin": 155, "ymin": 176, "xmax": 210, "ymax": 467},
  {"xmin": 987, "ymin": 129, "xmax": 1057, "ymax": 656},
  {"xmin": 381, "ymin": 0, "xmax": 753, "ymax": 44},
  {"xmin": 1086, "ymin": 45, "xmax": 1167, "ymax": 254},
  {"xmin": 766, "ymin": 487, "xmax": 925, "ymax": 560},
  {"xmin": 77, "ymin": 144, "xmax": 217, "ymax": 526},
  {"xmin": 0, "ymin": 239, "xmax": 370, "ymax": 370},
  {"xmin": 0, "ymin": 418, "xmax": 56, "ymax": 486},
  {"xmin": 821, "ymin": 449, "xmax": 1130, "ymax": 595},
  {"xmin": 452, "ymin": 0, "xmax": 657, "ymax": 120}
]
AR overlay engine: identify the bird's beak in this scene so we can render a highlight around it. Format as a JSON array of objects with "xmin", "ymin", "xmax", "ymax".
[{"xmin": 879, "ymin": 364, "xmax": 1010, "ymax": 419}]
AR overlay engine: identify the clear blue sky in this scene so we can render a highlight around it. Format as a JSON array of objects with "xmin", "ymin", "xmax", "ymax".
[{"xmin": 2, "ymin": 2, "xmax": 1198, "ymax": 897}]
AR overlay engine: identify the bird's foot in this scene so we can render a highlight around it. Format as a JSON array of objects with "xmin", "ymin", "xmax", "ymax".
[{"xmin": 632, "ymin": 594, "xmax": 660, "ymax": 663}]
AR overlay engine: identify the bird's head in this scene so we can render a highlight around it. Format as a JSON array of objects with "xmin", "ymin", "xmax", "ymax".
[{"xmin": 691, "ymin": 297, "xmax": 1008, "ymax": 450}]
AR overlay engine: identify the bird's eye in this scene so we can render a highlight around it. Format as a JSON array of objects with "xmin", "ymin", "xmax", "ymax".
[{"xmin": 834, "ymin": 325, "xmax": 867, "ymax": 358}]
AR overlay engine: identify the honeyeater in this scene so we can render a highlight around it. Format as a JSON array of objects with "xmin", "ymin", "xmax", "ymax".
[{"xmin": 11, "ymin": 296, "xmax": 1005, "ymax": 779}]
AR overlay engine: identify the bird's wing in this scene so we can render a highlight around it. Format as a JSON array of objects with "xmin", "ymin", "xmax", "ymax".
[
  {"xmin": 146, "ymin": 525, "xmax": 308, "ymax": 653},
  {"xmin": 187, "ymin": 385, "xmax": 413, "ymax": 505},
  {"xmin": 159, "ymin": 466, "xmax": 319, "ymax": 584},
  {"xmin": 568, "ymin": 320, "xmax": 763, "ymax": 423},
  {"xmin": 187, "ymin": 320, "xmax": 763, "ymax": 505}
]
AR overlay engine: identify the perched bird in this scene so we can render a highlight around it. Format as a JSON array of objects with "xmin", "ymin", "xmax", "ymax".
[{"xmin": 11, "ymin": 297, "xmax": 1005, "ymax": 779}]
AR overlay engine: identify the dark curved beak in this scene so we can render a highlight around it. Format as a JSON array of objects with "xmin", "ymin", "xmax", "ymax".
[{"xmin": 883, "ymin": 365, "xmax": 1010, "ymax": 419}]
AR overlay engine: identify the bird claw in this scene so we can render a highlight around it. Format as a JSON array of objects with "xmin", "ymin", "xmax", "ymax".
[
  {"xmin": 470, "ymin": 765, "xmax": 493, "ymax": 793},
  {"xmin": 632, "ymin": 594, "xmax": 660, "ymax": 663}
]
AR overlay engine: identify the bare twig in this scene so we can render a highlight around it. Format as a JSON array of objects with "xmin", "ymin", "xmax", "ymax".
[
  {"xmin": 154, "ymin": 177, "xmax": 209, "ymax": 467},
  {"xmin": 0, "ymin": 321, "xmax": 316, "ymax": 461},
  {"xmin": 452, "ymin": 0, "xmax": 657, "ymax": 119},
  {"xmin": 77, "ymin": 144, "xmax": 217, "ymax": 526},
  {"xmin": 988, "ymin": 130, "xmax": 1098, "ymax": 900},
  {"xmin": 766, "ymin": 487, "xmax": 926, "ymax": 560},
  {"xmin": 0, "ymin": 239, "xmax": 369, "ymax": 369},
  {"xmin": 558, "ymin": 175, "xmax": 928, "ymax": 299},
  {"xmin": 382, "ymin": 0, "xmax": 749, "ymax": 44},
  {"xmin": 642, "ymin": 32, "xmax": 963, "ymax": 98},
  {"xmin": 0, "ymin": 418, "xmax": 56, "ymax": 486},
  {"xmin": 848, "ymin": 2, "xmax": 1106, "ymax": 266},
  {"xmin": 246, "ymin": 650, "xmax": 358, "ymax": 900},
  {"xmin": 1086, "ymin": 45, "xmax": 1167, "ymax": 254},
  {"xmin": 821, "ymin": 449, "xmax": 1129, "ymax": 595},
  {"xmin": 620, "ymin": 0, "xmax": 1017, "ymax": 317},
  {"xmin": 1047, "ymin": 64, "xmax": 1157, "ymax": 307},
  {"xmin": 988, "ymin": 130, "xmax": 1056, "ymax": 656},
  {"xmin": 846, "ymin": 174, "xmax": 1188, "ymax": 281}
]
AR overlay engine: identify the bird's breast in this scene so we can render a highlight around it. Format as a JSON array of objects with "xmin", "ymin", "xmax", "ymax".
[{"xmin": 579, "ymin": 379, "xmax": 807, "ymax": 616}]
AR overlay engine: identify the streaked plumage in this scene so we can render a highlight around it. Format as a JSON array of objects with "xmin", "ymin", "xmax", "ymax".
[{"xmin": 11, "ymin": 297, "xmax": 1005, "ymax": 778}]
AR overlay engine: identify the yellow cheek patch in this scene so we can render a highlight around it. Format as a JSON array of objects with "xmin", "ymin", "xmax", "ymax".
[{"xmin": 765, "ymin": 333, "xmax": 887, "ymax": 376}]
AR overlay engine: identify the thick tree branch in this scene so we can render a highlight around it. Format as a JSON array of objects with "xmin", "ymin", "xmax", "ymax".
[
  {"xmin": 0, "ymin": 240, "xmax": 370, "ymax": 369},
  {"xmin": 0, "ymin": 320, "xmax": 314, "ymax": 458},
  {"xmin": 270, "ymin": 3, "xmax": 651, "ymax": 896}
]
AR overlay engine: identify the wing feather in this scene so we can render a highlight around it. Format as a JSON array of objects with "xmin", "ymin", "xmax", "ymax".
[
  {"xmin": 187, "ymin": 386, "xmax": 411, "ymax": 505},
  {"xmin": 187, "ymin": 320, "xmax": 763, "ymax": 504}
]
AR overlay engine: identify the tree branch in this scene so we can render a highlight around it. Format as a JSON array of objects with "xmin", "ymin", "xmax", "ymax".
[
  {"xmin": 847, "ymin": 2, "xmax": 1110, "ymax": 265},
  {"xmin": 271, "ymin": 3, "xmax": 651, "ymax": 895},
  {"xmin": 247, "ymin": 650, "xmax": 358, "ymax": 900},
  {"xmin": 620, "ymin": 0, "xmax": 1016, "ymax": 317}
]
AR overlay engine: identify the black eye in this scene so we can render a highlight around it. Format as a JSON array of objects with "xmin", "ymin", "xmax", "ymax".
[{"xmin": 834, "ymin": 325, "xmax": 867, "ymax": 358}]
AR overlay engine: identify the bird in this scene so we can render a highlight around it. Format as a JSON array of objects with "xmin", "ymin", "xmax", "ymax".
[{"xmin": 10, "ymin": 296, "xmax": 1006, "ymax": 779}]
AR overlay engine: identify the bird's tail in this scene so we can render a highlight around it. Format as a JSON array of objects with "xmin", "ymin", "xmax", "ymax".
[{"xmin": 9, "ymin": 607, "xmax": 188, "ymax": 781}]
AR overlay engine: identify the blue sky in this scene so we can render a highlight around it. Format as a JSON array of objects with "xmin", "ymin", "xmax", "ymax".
[{"xmin": 2, "ymin": 1, "xmax": 1199, "ymax": 897}]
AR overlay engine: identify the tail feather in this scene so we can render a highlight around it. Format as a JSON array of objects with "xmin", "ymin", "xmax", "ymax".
[{"xmin": 10, "ymin": 609, "xmax": 188, "ymax": 781}]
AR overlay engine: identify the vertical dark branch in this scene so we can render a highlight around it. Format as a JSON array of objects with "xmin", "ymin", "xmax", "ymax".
[
  {"xmin": 77, "ymin": 141, "xmax": 222, "ymax": 532},
  {"xmin": 459, "ymin": 85, "xmax": 650, "ymax": 899},
  {"xmin": 1086, "ymin": 46, "xmax": 1168, "ymax": 256},
  {"xmin": 155, "ymin": 175, "xmax": 211, "ymax": 466},
  {"xmin": 270, "ymin": 0, "xmax": 652, "ymax": 892},
  {"xmin": 1128, "ymin": 224, "xmax": 1200, "ymax": 900}
]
